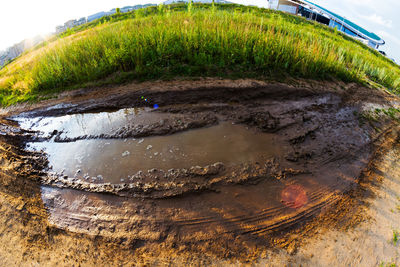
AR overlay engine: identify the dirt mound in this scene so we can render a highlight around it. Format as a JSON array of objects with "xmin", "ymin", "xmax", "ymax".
[{"xmin": 0, "ymin": 79, "xmax": 399, "ymax": 265}]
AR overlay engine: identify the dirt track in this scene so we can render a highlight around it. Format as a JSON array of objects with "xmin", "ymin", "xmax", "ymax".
[{"xmin": 0, "ymin": 78, "xmax": 399, "ymax": 266}]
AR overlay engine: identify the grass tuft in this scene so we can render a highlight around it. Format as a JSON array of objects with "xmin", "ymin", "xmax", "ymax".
[
  {"xmin": 0, "ymin": 3, "xmax": 399, "ymax": 106},
  {"xmin": 393, "ymin": 230, "xmax": 400, "ymax": 246}
]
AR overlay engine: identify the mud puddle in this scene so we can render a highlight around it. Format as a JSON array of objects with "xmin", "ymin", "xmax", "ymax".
[
  {"xmin": 27, "ymin": 122, "xmax": 286, "ymax": 184},
  {"xmin": 15, "ymin": 107, "xmax": 162, "ymax": 139}
]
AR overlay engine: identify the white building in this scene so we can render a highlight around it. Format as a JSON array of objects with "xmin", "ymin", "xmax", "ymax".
[
  {"xmin": 77, "ymin": 17, "xmax": 87, "ymax": 26},
  {"xmin": 267, "ymin": 0, "xmax": 385, "ymax": 49},
  {"xmin": 64, "ymin": 19, "xmax": 78, "ymax": 29},
  {"xmin": 55, "ymin": 17, "xmax": 87, "ymax": 34},
  {"xmin": 56, "ymin": 25, "xmax": 66, "ymax": 34},
  {"xmin": 268, "ymin": 0, "xmax": 299, "ymax": 14}
]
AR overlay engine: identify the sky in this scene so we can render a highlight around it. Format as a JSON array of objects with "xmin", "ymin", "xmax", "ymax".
[{"xmin": 0, "ymin": 0, "xmax": 399, "ymax": 63}]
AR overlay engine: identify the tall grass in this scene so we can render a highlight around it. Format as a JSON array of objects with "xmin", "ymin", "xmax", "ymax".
[{"xmin": 0, "ymin": 3, "xmax": 399, "ymax": 106}]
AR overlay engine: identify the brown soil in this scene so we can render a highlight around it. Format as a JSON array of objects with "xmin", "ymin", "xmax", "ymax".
[{"xmin": 0, "ymin": 78, "xmax": 399, "ymax": 266}]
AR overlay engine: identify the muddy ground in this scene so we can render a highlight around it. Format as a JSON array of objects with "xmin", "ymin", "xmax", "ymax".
[{"xmin": 0, "ymin": 78, "xmax": 399, "ymax": 266}]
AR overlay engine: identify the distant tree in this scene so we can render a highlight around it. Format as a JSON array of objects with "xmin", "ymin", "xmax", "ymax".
[
  {"xmin": 188, "ymin": 0, "xmax": 193, "ymax": 13},
  {"xmin": 158, "ymin": 3, "xmax": 165, "ymax": 15},
  {"xmin": 116, "ymin": 8, "xmax": 121, "ymax": 14}
]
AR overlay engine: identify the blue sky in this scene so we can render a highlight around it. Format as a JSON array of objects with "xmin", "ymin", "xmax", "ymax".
[{"xmin": 0, "ymin": 0, "xmax": 398, "ymax": 63}]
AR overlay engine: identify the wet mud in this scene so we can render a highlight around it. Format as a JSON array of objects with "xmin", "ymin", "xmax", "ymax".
[{"xmin": 0, "ymin": 79, "xmax": 399, "ymax": 265}]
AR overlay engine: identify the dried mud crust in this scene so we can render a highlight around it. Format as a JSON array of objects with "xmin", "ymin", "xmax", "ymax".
[{"xmin": 0, "ymin": 79, "xmax": 399, "ymax": 265}]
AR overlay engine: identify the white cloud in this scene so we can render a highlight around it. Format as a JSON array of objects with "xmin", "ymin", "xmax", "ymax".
[
  {"xmin": 378, "ymin": 31, "xmax": 400, "ymax": 46},
  {"xmin": 360, "ymin": 14, "xmax": 392, "ymax": 28}
]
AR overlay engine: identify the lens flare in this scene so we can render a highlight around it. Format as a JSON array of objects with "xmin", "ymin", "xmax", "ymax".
[{"xmin": 281, "ymin": 184, "xmax": 308, "ymax": 209}]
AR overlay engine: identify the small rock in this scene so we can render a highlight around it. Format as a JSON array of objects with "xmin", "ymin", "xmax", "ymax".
[
  {"xmin": 147, "ymin": 145, "xmax": 153, "ymax": 150},
  {"xmin": 122, "ymin": 151, "xmax": 130, "ymax": 157},
  {"xmin": 149, "ymin": 168, "xmax": 158, "ymax": 173},
  {"xmin": 16, "ymin": 202, "xmax": 25, "ymax": 211},
  {"xmin": 190, "ymin": 166, "xmax": 205, "ymax": 175},
  {"xmin": 138, "ymin": 139, "xmax": 144, "ymax": 144}
]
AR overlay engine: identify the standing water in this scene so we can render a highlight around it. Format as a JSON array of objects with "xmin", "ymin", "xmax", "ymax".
[{"xmin": 20, "ymin": 108, "xmax": 287, "ymax": 184}]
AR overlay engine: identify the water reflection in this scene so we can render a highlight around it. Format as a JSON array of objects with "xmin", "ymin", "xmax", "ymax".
[
  {"xmin": 16, "ymin": 107, "xmax": 162, "ymax": 139},
  {"xmin": 28, "ymin": 123, "xmax": 287, "ymax": 184}
]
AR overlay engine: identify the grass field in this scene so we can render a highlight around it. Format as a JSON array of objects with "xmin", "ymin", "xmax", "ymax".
[{"xmin": 0, "ymin": 3, "xmax": 399, "ymax": 106}]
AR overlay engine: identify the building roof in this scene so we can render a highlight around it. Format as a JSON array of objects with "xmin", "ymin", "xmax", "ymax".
[{"xmin": 301, "ymin": 0, "xmax": 384, "ymax": 45}]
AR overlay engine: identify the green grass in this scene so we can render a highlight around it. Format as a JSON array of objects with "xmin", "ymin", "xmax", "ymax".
[
  {"xmin": 379, "ymin": 262, "xmax": 397, "ymax": 267},
  {"xmin": 393, "ymin": 230, "xmax": 399, "ymax": 246},
  {"xmin": 373, "ymin": 108, "xmax": 400, "ymax": 122},
  {"xmin": 0, "ymin": 3, "xmax": 400, "ymax": 106}
]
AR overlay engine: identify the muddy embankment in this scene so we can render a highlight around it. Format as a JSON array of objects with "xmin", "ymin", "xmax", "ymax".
[{"xmin": 0, "ymin": 79, "xmax": 399, "ymax": 265}]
